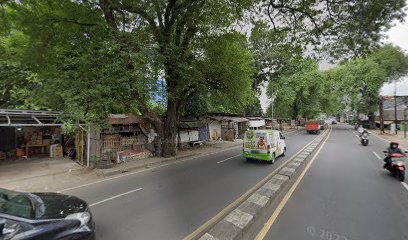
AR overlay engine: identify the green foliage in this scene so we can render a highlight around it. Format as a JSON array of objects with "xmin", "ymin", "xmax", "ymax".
[
  {"xmin": 0, "ymin": 63, "xmax": 41, "ymax": 109},
  {"xmin": 183, "ymin": 32, "xmax": 256, "ymax": 116},
  {"xmin": 369, "ymin": 45, "xmax": 408, "ymax": 81},
  {"xmin": 255, "ymin": 0, "xmax": 407, "ymax": 59},
  {"xmin": 267, "ymin": 45, "xmax": 408, "ymax": 120},
  {"xmin": 267, "ymin": 60, "xmax": 325, "ymax": 119},
  {"xmin": 245, "ymin": 98, "xmax": 263, "ymax": 117},
  {"xmin": 249, "ymin": 22, "xmax": 303, "ymax": 93},
  {"xmin": 323, "ymin": 45, "xmax": 408, "ymax": 127}
]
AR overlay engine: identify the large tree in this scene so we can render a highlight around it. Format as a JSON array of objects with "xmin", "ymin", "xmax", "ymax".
[{"xmin": 1, "ymin": 0, "xmax": 255, "ymax": 156}]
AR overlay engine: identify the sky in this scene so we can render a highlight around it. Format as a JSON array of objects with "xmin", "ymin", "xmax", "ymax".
[{"xmin": 259, "ymin": 12, "xmax": 408, "ymax": 112}]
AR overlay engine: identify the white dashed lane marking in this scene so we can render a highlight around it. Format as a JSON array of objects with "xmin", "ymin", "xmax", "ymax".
[
  {"xmin": 217, "ymin": 154, "xmax": 242, "ymax": 164},
  {"xmin": 373, "ymin": 152, "xmax": 382, "ymax": 160},
  {"xmin": 89, "ymin": 188, "xmax": 143, "ymax": 207}
]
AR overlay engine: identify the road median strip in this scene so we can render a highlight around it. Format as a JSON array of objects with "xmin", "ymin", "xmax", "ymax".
[{"xmin": 190, "ymin": 128, "xmax": 331, "ymax": 240}]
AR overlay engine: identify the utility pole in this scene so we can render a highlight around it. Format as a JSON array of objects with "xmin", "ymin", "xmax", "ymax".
[
  {"xmin": 379, "ymin": 96, "xmax": 384, "ymax": 134},
  {"xmin": 394, "ymin": 80, "xmax": 398, "ymax": 135},
  {"xmin": 404, "ymin": 107, "xmax": 407, "ymax": 138},
  {"xmin": 271, "ymin": 94, "xmax": 275, "ymax": 129}
]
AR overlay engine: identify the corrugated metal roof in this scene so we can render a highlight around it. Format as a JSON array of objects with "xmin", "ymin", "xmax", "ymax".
[
  {"xmin": 178, "ymin": 120, "xmax": 207, "ymax": 128},
  {"xmin": 107, "ymin": 113, "xmax": 146, "ymax": 125},
  {"xmin": 207, "ymin": 116, "xmax": 249, "ymax": 122},
  {"xmin": 0, "ymin": 109, "xmax": 84, "ymax": 127}
]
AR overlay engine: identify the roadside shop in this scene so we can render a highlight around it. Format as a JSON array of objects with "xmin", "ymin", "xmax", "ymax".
[{"xmin": 0, "ymin": 109, "xmax": 90, "ymax": 166}]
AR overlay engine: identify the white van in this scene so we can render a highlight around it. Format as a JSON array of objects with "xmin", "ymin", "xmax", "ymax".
[{"xmin": 243, "ymin": 130, "xmax": 286, "ymax": 164}]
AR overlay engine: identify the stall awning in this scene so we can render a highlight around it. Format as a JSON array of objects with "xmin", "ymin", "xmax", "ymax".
[
  {"xmin": 107, "ymin": 113, "xmax": 146, "ymax": 125},
  {"xmin": 375, "ymin": 120, "xmax": 394, "ymax": 125},
  {"xmin": 178, "ymin": 120, "xmax": 207, "ymax": 129},
  {"xmin": 208, "ymin": 116, "xmax": 249, "ymax": 122},
  {"xmin": 0, "ymin": 109, "xmax": 85, "ymax": 127}
]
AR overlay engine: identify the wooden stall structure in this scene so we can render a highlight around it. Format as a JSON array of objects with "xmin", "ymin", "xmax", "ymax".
[{"xmin": 101, "ymin": 114, "xmax": 152, "ymax": 163}]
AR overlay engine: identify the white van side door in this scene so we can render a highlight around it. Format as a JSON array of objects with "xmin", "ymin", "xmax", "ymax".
[{"xmin": 278, "ymin": 132, "xmax": 286, "ymax": 155}]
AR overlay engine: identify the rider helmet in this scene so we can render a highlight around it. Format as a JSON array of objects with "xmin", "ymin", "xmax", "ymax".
[{"xmin": 390, "ymin": 142, "xmax": 399, "ymax": 149}]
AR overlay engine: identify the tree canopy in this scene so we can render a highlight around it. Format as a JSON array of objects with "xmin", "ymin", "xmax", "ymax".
[
  {"xmin": 1, "ymin": 0, "xmax": 407, "ymax": 155},
  {"xmin": 267, "ymin": 45, "xmax": 408, "ymax": 124}
]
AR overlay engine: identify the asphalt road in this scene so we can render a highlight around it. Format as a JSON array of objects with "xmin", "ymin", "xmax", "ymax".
[
  {"xmin": 263, "ymin": 124, "xmax": 408, "ymax": 240},
  {"xmin": 62, "ymin": 130, "xmax": 317, "ymax": 240}
]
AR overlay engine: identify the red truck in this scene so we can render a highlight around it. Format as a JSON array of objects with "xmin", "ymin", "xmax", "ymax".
[{"xmin": 306, "ymin": 120, "xmax": 320, "ymax": 134}]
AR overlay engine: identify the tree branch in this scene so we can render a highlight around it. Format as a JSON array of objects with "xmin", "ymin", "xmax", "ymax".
[
  {"xmin": 120, "ymin": 2, "xmax": 160, "ymax": 41},
  {"xmin": 45, "ymin": 17, "xmax": 99, "ymax": 27},
  {"xmin": 154, "ymin": 1, "xmax": 164, "ymax": 29},
  {"xmin": 99, "ymin": 0, "xmax": 117, "ymax": 29},
  {"xmin": 268, "ymin": 1, "xmax": 324, "ymax": 35}
]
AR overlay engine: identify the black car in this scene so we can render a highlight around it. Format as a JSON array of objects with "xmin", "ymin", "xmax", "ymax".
[
  {"xmin": 0, "ymin": 188, "xmax": 95, "ymax": 240},
  {"xmin": 332, "ymin": 120, "xmax": 337, "ymax": 125}
]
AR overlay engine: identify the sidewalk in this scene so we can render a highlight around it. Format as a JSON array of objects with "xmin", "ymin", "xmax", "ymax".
[
  {"xmin": 369, "ymin": 129, "xmax": 408, "ymax": 150},
  {"xmin": 1, "ymin": 139, "xmax": 243, "ymax": 192},
  {"xmin": 95, "ymin": 139, "xmax": 243, "ymax": 177}
]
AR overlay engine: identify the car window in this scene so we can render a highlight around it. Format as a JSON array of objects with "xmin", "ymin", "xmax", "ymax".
[{"xmin": 0, "ymin": 188, "xmax": 34, "ymax": 219}]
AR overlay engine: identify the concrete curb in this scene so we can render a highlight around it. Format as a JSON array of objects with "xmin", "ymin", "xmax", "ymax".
[
  {"xmin": 96, "ymin": 129, "xmax": 301, "ymax": 178},
  {"xmin": 197, "ymin": 129, "xmax": 330, "ymax": 240},
  {"xmin": 95, "ymin": 144, "xmax": 242, "ymax": 177}
]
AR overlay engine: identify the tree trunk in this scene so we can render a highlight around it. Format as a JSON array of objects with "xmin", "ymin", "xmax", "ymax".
[
  {"xmin": 162, "ymin": 99, "xmax": 180, "ymax": 157},
  {"xmin": 368, "ymin": 111, "xmax": 376, "ymax": 129}
]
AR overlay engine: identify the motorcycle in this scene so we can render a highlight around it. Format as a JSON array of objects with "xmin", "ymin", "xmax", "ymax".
[
  {"xmin": 360, "ymin": 132, "xmax": 369, "ymax": 146},
  {"xmin": 383, "ymin": 152, "xmax": 406, "ymax": 181}
]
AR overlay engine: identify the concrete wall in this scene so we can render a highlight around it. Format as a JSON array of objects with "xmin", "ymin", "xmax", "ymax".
[
  {"xmin": 209, "ymin": 122, "xmax": 222, "ymax": 141},
  {"xmin": 178, "ymin": 130, "xmax": 199, "ymax": 143}
]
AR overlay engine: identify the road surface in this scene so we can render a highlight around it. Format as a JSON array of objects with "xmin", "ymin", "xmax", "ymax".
[
  {"xmin": 260, "ymin": 124, "xmax": 408, "ymax": 240},
  {"xmin": 62, "ymin": 130, "xmax": 316, "ymax": 240}
]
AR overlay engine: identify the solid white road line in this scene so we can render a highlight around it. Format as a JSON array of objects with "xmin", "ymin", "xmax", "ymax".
[
  {"xmin": 401, "ymin": 182, "xmax": 408, "ymax": 192},
  {"xmin": 373, "ymin": 152, "xmax": 382, "ymax": 160},
  {"xmin": 89, "ymin": 188, "xmax": 143, "ymax": 207},
  {"xmin": 217, "ymin": 154, "xmax": 242, "ymax": 164}
]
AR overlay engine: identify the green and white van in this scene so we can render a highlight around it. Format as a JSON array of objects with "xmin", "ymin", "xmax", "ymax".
[{"xmin": 243, "ymin": 130, "xmax": 286, "ymax": 164}]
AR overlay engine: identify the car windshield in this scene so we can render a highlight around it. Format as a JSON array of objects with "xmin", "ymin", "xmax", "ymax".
[{"xmin": 0, "ymin": 188, "xmax": 34, "ymax": 219}]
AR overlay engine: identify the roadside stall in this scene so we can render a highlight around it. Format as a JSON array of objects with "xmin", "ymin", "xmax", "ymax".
[
  {"xmin": 100, "ymin": 114, "xmax": 153, "ymax": 166},
  {"xmin": 0, "ymin": 109, "xmax": 90, "ymax": 166}
]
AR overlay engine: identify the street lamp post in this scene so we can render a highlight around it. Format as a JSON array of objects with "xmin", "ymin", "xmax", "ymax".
[{"xmin": 271, "ymin": 95, "xmax": 276, "ymax": 129}]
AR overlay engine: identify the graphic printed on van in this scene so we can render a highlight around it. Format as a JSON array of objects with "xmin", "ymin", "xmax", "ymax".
[{"xmin": 243, "ymin": 130, "xmax": 286, "ymax": 162}]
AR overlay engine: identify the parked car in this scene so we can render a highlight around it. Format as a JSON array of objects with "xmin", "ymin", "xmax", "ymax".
[
  {"xmin": 332, "ymin": 120, "xmax": 337, "ymax": 125},
  {"xmin": 0, "ymin": 188, "xmax": 95, "ymax": 240},
  {"xmin": 243, "ymin": 129, "xmax": 286, "ymax": 164}
]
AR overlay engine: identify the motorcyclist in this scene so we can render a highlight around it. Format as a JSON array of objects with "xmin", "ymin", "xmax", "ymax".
[
  {"xmin": 357, "ymin": 125, "xmax": 365, "ymax": 136},
  {"xmin": 360, "ymin": 129, "xmax": 369, "ymax": 139},
  {"xmin": 383, "ymin": 142, "xmax": 404, "ymax": 168}
]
